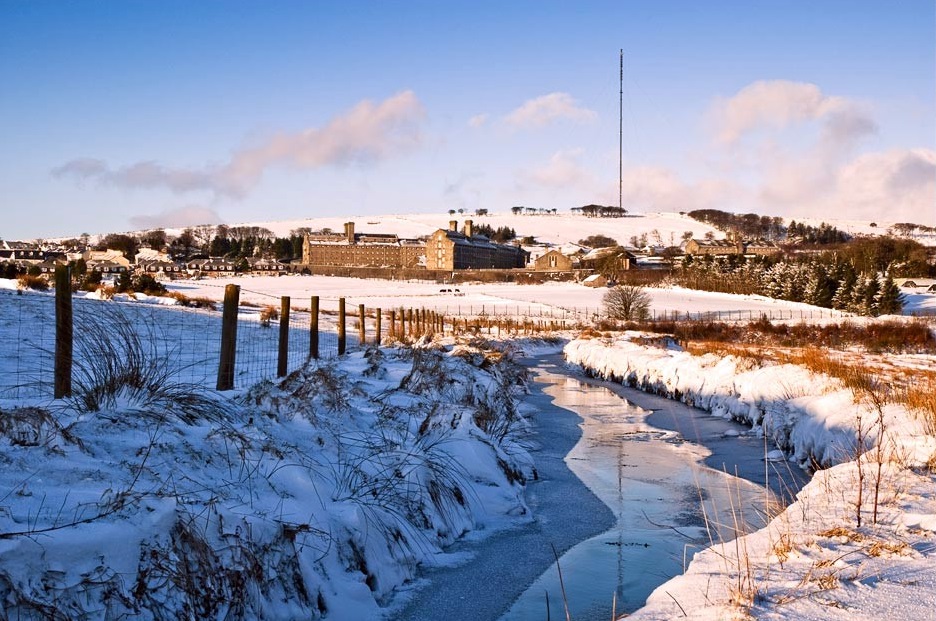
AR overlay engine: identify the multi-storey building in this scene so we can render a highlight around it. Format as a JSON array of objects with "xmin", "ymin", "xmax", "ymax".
[
  {"xmin": 302, "ymin": 220, "xmax": 526, "ymax": 271},
  {"xmin": 425, "ymin": 220, "xmax": 527, "ymax": 270},
  {"xmin": 302, "ymin": 222, "xmax": 424, "ymax": 268}
]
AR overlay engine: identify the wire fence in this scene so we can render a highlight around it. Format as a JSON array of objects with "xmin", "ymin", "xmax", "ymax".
[
  {"xmin": 432, "ymin": 303, "xmax": 849, "ymax": 323},
  {"xmin": 0, "ymin": 290, "xmax": 346, "ymax": 401},
  {"xmin": 1, "ymin": 282, "xmax": 927, "ymax": 402}
]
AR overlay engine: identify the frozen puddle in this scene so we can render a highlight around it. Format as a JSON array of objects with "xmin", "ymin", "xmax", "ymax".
[{"xmin": 499, "ymin": 367, "xmax": 775, "ymax": 620}]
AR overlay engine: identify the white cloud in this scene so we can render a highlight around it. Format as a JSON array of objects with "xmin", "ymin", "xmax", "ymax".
[
  {"xmin": 468, "ymin": 114, "xmax": 489, "ymax": 128},
  {"xmin": 505, "ymin": 92, "xmax": 597, "ymax": 129},
  {"xmin": 696, "ymin": 80, "xmax": 936, "ymax": 224},
  {"xmin": 53, "ymin": 91, "xmax": 426, "ymax": 198},
  {"xmin": 823, "ymin": 148, "xmax": 936, "ymax": 223},
  {"xmin": 523, "ymin": 149, "xmax": 592, "ymax": 187},
  {"xmin": 621, "ymin": 166, "xmax": 742, "ymax": 213},
  {"xmin": 711, "ymin": 80, "xmax": 869, "ymax": 145}
]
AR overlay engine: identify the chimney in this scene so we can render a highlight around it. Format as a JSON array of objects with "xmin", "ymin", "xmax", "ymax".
[
  {"xmin": 449, "ymin": 220, "xmax": 458, "ymax": 232},
  {"xmin": 344, "ymin": 222, "xmax": 355, "ymax": 244},
  {"xmin": 463, "ymin": 219, "xmax": 474, "ymax": 238}
]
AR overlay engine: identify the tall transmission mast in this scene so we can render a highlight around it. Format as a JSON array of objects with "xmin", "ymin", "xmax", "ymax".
[{"xmin": 619, "ymin": 49, "xmax": 623, "ymax": 213}]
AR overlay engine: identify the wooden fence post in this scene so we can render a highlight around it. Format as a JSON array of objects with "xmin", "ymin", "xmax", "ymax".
[
  {"xmin": 338, "ymin": 297, "xmax": 346, "ymax": 355},
  {"xmin": 358, "ymin": 303, "xmax": 366, "ymax": 348},
  {"xmin": 309, "ymin": 296, "xmax": 319, "ymax": 360},
  {"xmin": 375, "ymin": 308, "xmax": 382, "ymax": 345},
  {"xmin": 390, "ymin": 309, "xmax": 396, "ymax": 339},
  {"xmin": 277, "ymin": 296, "xmax": 290, "ymax": 377},
  {"xmin": 54, "ymin": 265, "xmax": 72, "ymax": 398},
  {"xmin": 407, "ymin": 308, "xmax": 413, "ymax": 336},
  {"xmin": 216, "ymin": 284, "xmax": 240, "ymax": 391}
]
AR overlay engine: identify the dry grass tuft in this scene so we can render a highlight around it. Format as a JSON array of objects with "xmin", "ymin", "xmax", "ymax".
[
  {"xmin": 164, "ymin": 291, "xmax": 217, "ymax": 309},
  {"xmin": 17, "ymin": 274, "xmax": 49, "ymax": 291},
  {"xmin": 818, "ymin": 527, "xmax": 863, "ymax": 542}
]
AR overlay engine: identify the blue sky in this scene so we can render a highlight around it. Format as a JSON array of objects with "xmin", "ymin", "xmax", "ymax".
[{"xmin": 1, "ymin": 0, "xmax": 933, "ymax": 239}]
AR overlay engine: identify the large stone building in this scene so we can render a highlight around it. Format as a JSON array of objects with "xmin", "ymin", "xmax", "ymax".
[
  {"xmin": 302, "ymin": 222, "xmax": 424, "ymax": 268},
  {"xmin": 425, "ymin": 220, "xmax": 527, "ymax": 270},
  {"xmin": 302, "ymin": 220, "xmax": 527, "ymax": 271}
]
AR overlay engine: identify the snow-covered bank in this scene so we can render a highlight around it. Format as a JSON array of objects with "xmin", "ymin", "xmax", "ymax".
[
  {"xmin": 564, "ymin": 336, "xmax": 935, "ymax": 469},
  {"xmin": 0, "ymin": 339, "xmax": 536, "ymax": 620},
  {"xmin": 564, "ymin": 335, "xmax": 936, "ymax": 619}
]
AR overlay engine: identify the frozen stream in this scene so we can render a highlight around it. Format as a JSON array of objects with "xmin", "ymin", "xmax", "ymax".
[{"xmin": 394, "ymin": 355, "xmax": 806, "ymax": 621}]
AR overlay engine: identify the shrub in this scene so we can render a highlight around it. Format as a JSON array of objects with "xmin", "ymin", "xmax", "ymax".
[
  {"xmin": 17, "ymin": 274, "xmax": 48, "ymax": 291},
  {"xmin": 131, "ymin": 273, "xmax": 166, "ymax": 295},
  {"xmin": 603, "ymin": 284, "xmax": 651, "ymax": 321}
]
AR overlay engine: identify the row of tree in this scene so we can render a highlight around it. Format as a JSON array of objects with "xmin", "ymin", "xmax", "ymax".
[
  {"xmin": 687, "ymin": 209, "xmax": 851, "ymax": 245},
  {"xmin": 570, "ymin": 204, "xmax": 628, "ymax": 218}
]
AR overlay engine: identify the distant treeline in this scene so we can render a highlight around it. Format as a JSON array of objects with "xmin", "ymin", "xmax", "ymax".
[
  {"xmin": 671, "ymin": 236, "xmax": 934, "ymax": 316},
  {"xmin": 571, "ymin": 204, "xmax": 628, "ymax": 218},
  {"xmin": 687, "ymin": 209, "xmax": 849, "ymax": 244}
]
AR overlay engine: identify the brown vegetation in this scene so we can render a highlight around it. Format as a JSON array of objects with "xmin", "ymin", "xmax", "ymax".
[{"xmin": 621, "ymin": 317, "xmax": 936, "ymax": 355}]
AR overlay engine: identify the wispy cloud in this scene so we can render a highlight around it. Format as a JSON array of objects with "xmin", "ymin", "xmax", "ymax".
[
  {"xmin": 468, "ymin": 113, "xmax": 489, "ymax": 128},
  {"xmin": 505, "ymin": 92, "xmax": 596, "ymax": 129},
  {"xmin": 128, "ymin": 205, "xmax": 223, "ymax": 230},
  {"xmin": 52, "ymin": 91, "xmax": 426, "ymax": 198},
  {"xmin": 824, "ymin": 148, "xmax": 936, "ymax": 221},
  {"xmin": 621, "ymin": 166, "xmax": 741, "ymax": 213},
  {"xmin": 522, "ymin": 148, "xmax": 592, "ymax": 187}
]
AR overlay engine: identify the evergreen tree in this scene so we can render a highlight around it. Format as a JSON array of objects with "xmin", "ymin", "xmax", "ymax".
[
  {"xmin": 831, "ymin": 266, "xmax": 857, "ymax": 310},
  {"xmin": 875, "ymin": 273, "xmax": 904, "ymax": 315}
]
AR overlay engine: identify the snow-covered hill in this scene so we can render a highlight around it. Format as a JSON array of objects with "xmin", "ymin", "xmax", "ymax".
[{"xmin": 54, "ymin": 210, "xmax": 936, "ymax": 248}]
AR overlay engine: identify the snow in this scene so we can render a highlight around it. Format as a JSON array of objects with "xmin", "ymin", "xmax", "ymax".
[
  {"xmin": 1, "ymin": 271, "xmax": 935, "ymax": 620},
  {"xmin": 565, "ymin": 333, "xmax": 936, "ymax": 620}
]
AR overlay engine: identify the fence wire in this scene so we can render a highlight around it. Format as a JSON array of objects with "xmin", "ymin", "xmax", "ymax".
[
  {"xmin": 0, "ymin": 291, "xmax": 350, "ymax": 400},
  {"xmin": 0, "ymin": 285, "xmax": 898, "ymax": 402}
]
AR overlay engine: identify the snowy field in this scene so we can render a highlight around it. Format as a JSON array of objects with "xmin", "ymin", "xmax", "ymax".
[
  {"xmin": 166, "ymin": 274, "xmax": 861, "ymax": 322},
  {"xmin": 1, "ymin": 273, "xmax": 935, "ymax": 620}
]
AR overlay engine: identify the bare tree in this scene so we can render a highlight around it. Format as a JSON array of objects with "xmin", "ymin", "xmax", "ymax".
[{"xmin": 603, "ymin": 284, "xmax": 651, "ymax": 321}]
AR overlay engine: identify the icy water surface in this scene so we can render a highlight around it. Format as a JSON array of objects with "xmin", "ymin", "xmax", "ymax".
[
  {"xmin": 499, "ymin": 365, "xmax": 781, "ymax": 620},
  {"xmin": 394, "ymin": 356, "xmax": 804, "ymax": 621}
]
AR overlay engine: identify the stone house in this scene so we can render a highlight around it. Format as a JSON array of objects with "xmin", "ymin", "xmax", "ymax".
[{"xmin": 533, "ymin": 249, "xmax": 574, "ymax": 272}]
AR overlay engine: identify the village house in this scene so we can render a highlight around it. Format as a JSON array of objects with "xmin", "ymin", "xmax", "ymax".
[
  {"xmin": 896, "ymin": 278, "xmax": 936, "ymax": 293},
  {"xmin": 532, "ymin": 249, "xmax": 574, "ymax": 272},
  {"xmin": 83, "ymin": 249, "xmax": 131, "ymax": 272},
  {"xmin": 37, "ymin": 258, "xmax": 67, "ymax": 274},
  {"xmin": 186, "ymin": 257, "xmax": 237, "ymax": 276},
  {"xmin": 90, "ymin": 260, "xmax": 129, "ymax": 278},
  {"xmin": 576, "ymin": 246, "xmax": 635, "ymax": 273},
  {"xmin": 137, "ymin": 258, "xmax": 185, "ymax": 277},
  {"xmin": 245, "ymin": 257, "xmax": 289, "ymax": 275},
  {"xmin": 685, "ymin": 230, "xmax": 781, "ymax": 257},
  {"xmin": 0, "ymin": 241, "xmax": 44, "ymax": 265}
]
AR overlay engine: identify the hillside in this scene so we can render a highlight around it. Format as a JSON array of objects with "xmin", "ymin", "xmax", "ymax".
[{"xmin": 111, "ymin": 210, "xmax": 936, "ymax": 249}]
